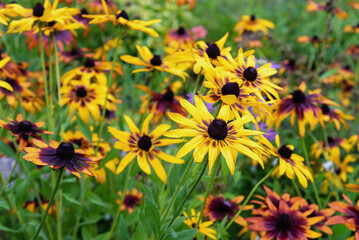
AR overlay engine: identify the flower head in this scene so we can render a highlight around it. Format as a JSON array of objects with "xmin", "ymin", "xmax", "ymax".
[
  {"xmin": 183, "ymin": 209, "xmax": 217, "ymax": 240},
  {"xmin": 116, "ymin": 188, "xmax": 143, "ymax": 214},
  {"xmin": 234, "ymin": 15, "xmax": 275, "ymax": 35}
]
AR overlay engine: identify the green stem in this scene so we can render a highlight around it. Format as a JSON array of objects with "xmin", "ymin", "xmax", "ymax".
[
  {"xmin": 0, "ymin": 149, "xmax": 20, "ymax": 196},
  {"xmin": 32, "ymin": 168, "xmax": 64, "ymax": 240},
  {"xmin": 192, "ymin": 71, "xmax": 202, "ymax": 96},
  {"xmin": 160, "ymin": 160, "xmax": 194, "ymax": 223},
  {"xmin": 160, "ymin": 160, "xmax": 208, "ymax": 240},
  {"xmin": 52, "ymin": 34, "xmax": 63, "ymax": 136},
  {"xmin": 106, "ymin": 161, "xmax": 134, "ymax": 240},
  {"xmin": 196, "ymin": 159, "xmax": 220, "ymax": 227},
  {"xmin": 301, "ymin": 136, "xmax": 321, "ymax": 208},
  {"xmin": 220, "ymin": 164, "xmax": 276, "ymax": 237},
  {"xmin": 38, "ymin": 23, "xmax": 52, "ymax": 131},
  {"xmin": 72, "ymin": 179, "xmax": 90, "ymax": 240}
]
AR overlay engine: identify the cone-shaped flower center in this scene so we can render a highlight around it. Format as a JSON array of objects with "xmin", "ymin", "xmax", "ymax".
[
  {"xmin": 321, "ymin": 104, "xmax": 330, "ymax": 114},
  {"xmin": 138, "ymin": 135, "xmax": 152, "ymax": 151},
  {"xmin": 221, "ymin": 82, "xmax": 240, "ymax": 98},
  {"xmin": 250, "ymin": 15, "xmax": 256, "ymax": 21},
  {"xmin": 278, "ymin": 145, "xmax": 293, "ymax": 159},
  {"xmin": 124, "ymin": 195, "xmax": 139, "ymax": 208},
  {"xmin": 76, "ymin": 87, "xmax": 87, "ymax": 98},
  {"xmin": 216, "ymin": 200, "xmax": 231, "ymax": 214},
  {"xmin": 150, "ymin": 55, "xmax": 162, "ymax": 66},
  {"xmin": 70, "ymin": 48, "xmax": 79, "ymax": 55},
  {"xmin": 19, "ymin": 121, "xmax": 33, "ymax": 132},
  {"xmin": 288, "ymin": 59, "xmax": 295, "ymax": 67},
  {"xmin": 277, "ymin": 214, "xmax": 291, "ymax": 230},
  {"xmin": 84, "ymin": 58, "xmax": 95, "ymax": 68},
  {"xmin": 4, "ymin": 78, "xmax": 14, "ymax": 87},
  {"xmin": 292, "ymin": 90, "xmax": 306, "ymax": 103},
  {"xmin": 177, "ymin": 26, "xmax": 186, "ymax": 35},
  {"xmin": 117, "ymin": 10, "xmax": 129, "ymax": 20},
  {"xmin": 312, "ymin": 35, "xmax": 319, "ymax": 42},
  {"xmin": 243, "ymin": 67, "xmax": 258, "ymax": 82},
  {"xmin": 48, "ymin": 21, "xmax": 56, "ymax": 27},
  {"xmin": 33, "ymin": 3, "xmax": 45, "ymax": 17},
  {"xmin": 327, "ymin": 136, "xmax": 334, "ymax": 147},
  {"xmin": 56, "ymin": 142, "xmax": 75, "ymax": 160},
  {"xmin": 80, "ymin": 8, "xmax": 88, "ymax": 15},
  {"xmin": 208, "ymin": 119, "xmax": 228, "ymax": 140},
  {"xmin": 206, "ymin": 43, "xmax": 220, "ymax": 59},
  {"xmin": 163, "ymin": 89, "xmax": 174, "ymax": 102}
]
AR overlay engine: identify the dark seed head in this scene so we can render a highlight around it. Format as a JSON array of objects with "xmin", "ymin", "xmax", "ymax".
[
  {"xmin": 191, "ymin": 223, "xmax": 196, "ymax": 228},
  {"xmin": 80, "ymin": 8, "xmax": 88, "ymax": 15},
  {"xmin": 327, "ymin": 136, "xmax": 334, "ymax": 146},
  {"xmin": 70, "ymin": 48, "xmax": 79, "ymax": 55},
  {"xmin": 56, "ymin": 142, "xmax": 75, "ymax": 160},
  {"xmin": 19, "ymin": 121, "xmax": 33, "ymax": 132},
  {"xmin": 177, "ymin": 26, "xmax": 186, "ymax": 35},
  {"xmin": 208, "ymin": 119, "xmax": 228, "ymax": 140},
  {"xmin": 221, "ymin": 82, "xmax": 240, "ymax": 98},
  {"xmin": 312, "ymin": 35, "xmax": 319, "ymax": 42},
  {"xmin": 206, "ymin": 43, "xmax": 221, "ymax": 59},
  {"xmin": 116, "ymin": 10, "xmax": 129, "ymax": 20},
  {"xmin": 84, "ymin": 58, "xmax": 95, "ymax": 68},
  {"xmin": 321, "ymin": 104, "xmax": 330, "ymax": 114},
  {"xmin": 216, "ymin": 200, "xmax": 231, "ymax": 214},
  {"xmin": 33, "ymin": 3, "xmax": 45, "ymax": 17},
  {"xmin": 150, "ymin": 55, "xmax": 162, "ymax": 66},
  {"xmin": 288, "ymin": 59, "xmax": 295, "ymax": 66},
  {"xmin": 250, "ymin": 15, "xmax": 256, "ymax": 21},
  {"xmin": 163, "ymin": 89, "xmax": 174, "ymax": 102},
  {"xmin": 291, "ymin": 90, "xmax": 306, "ymax": 103},
  {"xmin": 277, "ymin": 214, "xmax": 291, "ymax": 230},
  {"xmin": 4, "ymin": 78, "xmax": 14, "ymax": 87},
  {"xmin": 47, "ymin": 21, "xmax": 56, "ymax": 27},
  {"xmin": 124, "ymin": 195, "xmax": 139, "ymax": 208},
  {"xmin": 76, "ymin": 87, "xmax": 87, "ymax": 98},
  {"xmin": 243, "ymin": 67, "xmax": 258, "ymax": 82},
  {"xmin": 335, "ymin": 167, "xmax": 341, "ymax": 175},
  {"xmin": 278, "ymin": 145, "xmax": 293, "ymax": 159},
  {"xmin": 138, "ymin": 135, "xmax": 152, "ymax": 151}
]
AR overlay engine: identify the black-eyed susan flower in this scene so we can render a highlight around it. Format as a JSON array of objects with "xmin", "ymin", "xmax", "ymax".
[
  {"xmin": 327, "ymin": 194, "xmax": 359, "ymax": 238},
  {"xmin": 0, "ymin": 75, "xmax": 33, "ymax": 108},
  {"xmin": 116, "ymin": 188, "xmax": 143, "ymax": 214},
  {"xmin": 297, "ymin": 35, "xmax": 322, "ymax": 47},
  {"xmin": 166, "ymin": 95, "xmax": 266, "ymax": 175},
  {"xmin": 173, "ymin": 0, "xmax": 196, "ymax": 10},
  {"xmin": 247, "ymin": 197, "xmax": 323, "ymax": 239},
  {"xmin": 183, "ymin": 209, "xmax": 217, "ymax": 240},
  {"xmin": 84, "ymin": 1, "xmax": 161, "ymax": 37},
  {"xmin": 0, "ymin": 113, "xmax": 53, "ymax": 151},
  {"xmin": 343, "ymin": 23, "xmax": 359, "ymax": 33},
  {"xmin": 62, "ymin": 130, "xmax": 92, "ymax": 151},
  {"xmin": 20, "ymin": 92, "xmax": 45, "ymax": 115},
  {"xmin": 23, "ymin": 139, "xmax": 103, "ymax": 178},
  {"xmin": 61, "ymin": 80, "xmax": 113, "ymax": 123},
  {"xmin": 258, "ymin": 135, "xmax": 313, "ymax": 188},
  {"xmin": 61, "ymin": 58, "xmax": 123, "ymax": 86},
  {"xmin": 0, "ymin": 56, "xmax": 13, "ymax": 92},
  {"xmin": 234, "ymin": 15, "xmax": 275, "ymax": 35},
  {"xmin": 7, "ymin": 1, "xmax": 80, "ymax": 33},
  {"xmin": 203, "ymin": 195, "xmax": 251, "ymax": 227},
  {"xmin": 306, "ymin": 0, "xmax": 348, "ymax": 20},
  {"xmin": 108, "ymin": 113, "xmax": 185, "ymax": 183},
  {"xmin": 346, "ymin": 44, "xmax": 359, "ymax": 57},
  {"xmin": 310, "ymin": 136, "xmax": 352, "ymax": 160},
  {"xmin": 59, "ymin": 47, "xmax": 93, "ymax": 64},
  {"xmin": 94, "ymin": 37, "xmax": 122, "ymax": 60},
  {"xmin": 218, "ymin": 48, "xmax": 280, "ymax": 101},
  {"xmin": 274, "ymin": 81, "xmax": 337, "ymax": 137},
  {"xmin": 23, "ymin": 196, "xmax": 56, "ymax": 215},
  {"xmin": 120, "ymin": 45, "xmax": 188, "ymax": 80}
]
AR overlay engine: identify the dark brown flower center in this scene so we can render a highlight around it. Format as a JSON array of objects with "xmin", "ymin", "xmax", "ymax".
[
  {"xmin": 19, "ymin": 121, "xmax": 33, "ymax": 132},
  {"xmin": 277, "ymin": 214, "xmax": 291, "ymax": 230},
  {"xmin": 76, "ymin": 87, "xmax": 87, "ymax": 98},
  {"xmin": 321, "ymin": 104, "xmax": 330, "ymax": 114},
  {"xmin": 116, "ymin": 10, "xmax": 129, "ymax": 20},
  {"xmin": 33, "ymin": 3, "xmax": 45, "ymax": 17},
  {"xmin": 80, "ymin": 8, "xmax": 88, "ymax": 15},
  {"xmin": 163, "ymin": 89, "xmax": 174, "ymax": 102},
  {"xmin": 312, "ymin": 35, "xmax": 319, "ymax": 42},
  {"xmin": 191, "ymin": 223, "xmax": 196, "ymax": 228},
  {"xmin": 70, "ymin": 48, "xmax": 79, "ymax": 55},
  {"xmin": 327, "ymin": 136, "xmax": 334, "ymax": 146},
  {"xmin": 243, "ymin": 67, "xmax": 258, "ymax": 82},
  {"xmin": 221, "ymin": 82, "xmax": 240, "ymax": 98},
  {"xmin": 124, "ymin": 195, "xmax": 139, "ymax": 208},
  {"xmin": 47, "ymin": 21, "xmax": 56, "ymax": 27},
  {"xmin": 177, "ymin": 26, "xmax": 186, "ymax": 35},
  {"xmin": 208, "ymin": 119, "xmax": 228, "ymax": 140},
  {"xmin": 278, "ymin": 145, "xmax": 293, "ymax": 159},
  {"xmin": 292, "ymin": 90, "xmax": 306, "ymax": 103},
  {"xmin": 150, "ymin": 55, "xmax": 162, "ymax": 66},
  {"xmin": 288, "ymin": 59, "xmax": 296, "ymax": 66},
  {"xmin": 138, "ymin": 135, "xmax": 152, "ymax": 151},
  {"xmin": 216, "ymin": 200, "xmax": 231, "ymax": 213},
  {"xmin": 56, "ymin": 142, "xmax": 75, "ymax": 160},
  {"xmin": 250, "ymin": 15, "xmax": 256, "ymax": 21},
  {"xmin": 84, "ymin": 58, "xmax": 95, "ymax": 68},
  {"xmin": 4, "ymin": 78, "xmax": 14, "ymax": 87},
  {"xmin": 206, "ymin": 43, "xmax": 221, "ymax": 59}
]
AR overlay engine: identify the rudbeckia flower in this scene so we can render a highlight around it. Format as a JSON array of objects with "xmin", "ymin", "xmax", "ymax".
[
  {"xmin": 20, "ymin": 92, "xmax": 45, "ymax": 115},
  {"xmin": 23, "ymin": 139, "xmax": 103, "ymax": 179},
  {"xmin": 7, "ymin": 1, "xmax": 80, "ymax": 33},
  {"xmin": 62, "ymin": 130, "xmax": 92, "ymax": 151},
  {"xmin": 234, "ymin": 15, "xmax": 275, "ymax": 35},
  {"xmin": 0, "ymin": 113, "xmax": 53, "ymax": 151},
  {"xmin": 61, "ymin": 80, "xmax": 113, "ymax": 123},
  {"xmin": 166, "ymin": 96, "xmax": 266, "ymax": 175},
  {"xmin": 258, "ymin": 135, "xmax": 313, "ymax": 188},
  {"xmin": 183, "ymin": 209, "xmax": 217, "ymax": 240},
  {"xmin": 320, "ymin": 104, "xmax": 354, "ymax": 130},
  {"xmin": 59, "ymin": 47, "xmax": 93, "ymax": 64},
  {"xmin": 297, "ymin": 35, "xmax": 322, "ymax": 47},
  {"xmin": 61, "ymin": 58, "xmax": 123, "ymax": 86},
  {"xmin": 0, "ymin": 56, "xmax": 13, "ymax": 92},
  {"xmin": 343, "ymin": 23, "xmax": 359, "ymax": 33},
  {"xmin": 120, "ymin": 45, "xmax": 188, "ymax": 80},
  {"xmin": 306, "ymin": 0, "xmax": 348, "ymax": 20},
  {"xmin": 274, "ymin": 81, "xmax": 337, "ymax": 137},
  {"xmin": 346, "ymin": 44, "xmax": 359, "ymax": 56},
  {"xmin": 23, "ymin": 196, "xmax": 56, "ymax": 215},
  {"xmin": 310, "ymin": 136, "xmax": 352, "ymax": 160},
  {"xmin": 116, "ymin": 188, "xmax": 143, "ymax": 214},
  {"xmin": 108, "ymin": 113, "xmax": 185, "ymax": 183},
  {"xmin": 0, "ymin": 75, "xmax": 34, "ymax": 108},
  {"xmin": 84, "ymin": 0, "xmax": 161, "ymax": 37}
]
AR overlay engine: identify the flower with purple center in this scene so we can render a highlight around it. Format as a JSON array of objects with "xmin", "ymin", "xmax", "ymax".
[{"xmin": 116, "ymin": 188, "xmax": 143, "ymax": 214}]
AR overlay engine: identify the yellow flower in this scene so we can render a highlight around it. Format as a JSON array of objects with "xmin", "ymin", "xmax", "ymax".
[
  {"xmin": 183, "ymin": 209, "xmax": 217, "ymax": 240},
  {"xmin": 84, "ymin": 0, "xmax": 161, "ymax": 37},
  {"xmin": 0, "ymin": 57, "xmax": 13, "ymax": 92},
  {"xmin": 166, "ymin": 96, "xmax": 265, "ymax": 175},
  {"xmin": 108, "ymin": 114, "xmax": 184, "ymax": 183},
  {"xmin": 234, "ymin": 15, "xmax": 274, "ymax": 35}
]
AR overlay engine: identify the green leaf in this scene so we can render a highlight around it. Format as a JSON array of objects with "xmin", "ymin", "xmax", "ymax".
[
  {"xmin": 76, "ymin": 114, "xmax": 92, "ymax": 144},
  {"xmin": 15, "ymin": 179, "xmax": 28, "ymax": 205},
  {"xmin": 0, "ymin": 140, "xmax": 16, "ymax": 158},
  {"xmin": 132, "ymin": 222, "xmax": 148, "ymax": 240},
  {"xmin": 87, "ymin": 192, "xmax": 108, "ymax": 208},
  {"xmin": 172, "ymin": 187, "xmax": 186, "ymax": 218},
  {"xmin": 81, "ymin": 227, "xmax": 91, "ymax": 239},
  {"xmin": 0, "ymin": 224, "xmax": 20, "ymax": 233},
  {"xmin": 319, "ymin": 67, "xmax": 339, "ymax": 80},
  {"xmin": 144, "ymin": 197, "xmax": 161, "ymax": 239},
  {"xmin": 233, "ymin": 170, "xmax": 241, "ymax": 185},
  {"xmin": 164, "ymin": 229, "xmax": 197, "ymax": 240},
  {"xmin": 63, "ymin": 193, "xmax": 81, "ymax": 206},
  {"xmin": 79, "ymin": 214, "xmax": 103, "ymax": 227}
]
